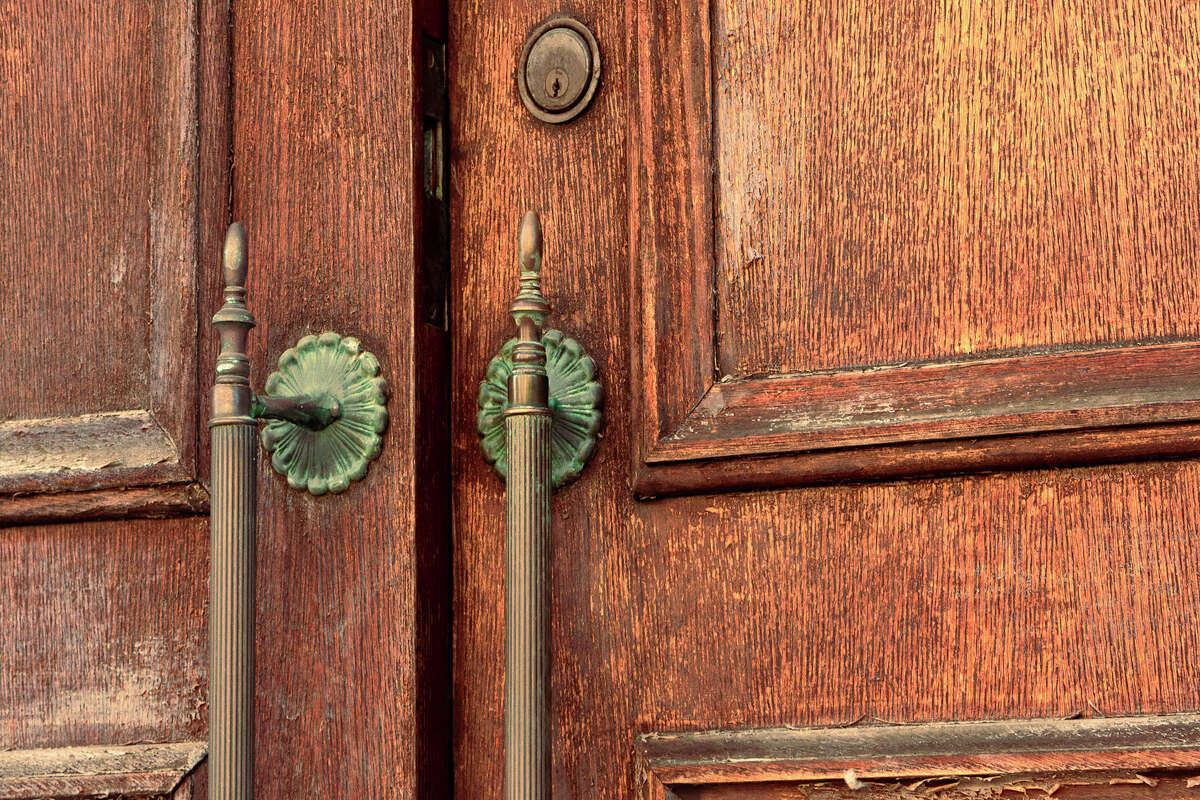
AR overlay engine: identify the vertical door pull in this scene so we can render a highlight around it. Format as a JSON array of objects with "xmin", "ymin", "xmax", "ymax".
[
  {"xmin": 477, "ymin": 212, "xmax": 602, "ymax": 799},
  {"xmin": 208, "ymin": 223, "xmax": 389, "ymax": 800}
]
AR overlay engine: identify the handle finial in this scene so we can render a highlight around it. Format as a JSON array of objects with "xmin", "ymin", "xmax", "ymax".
[
  {"xmin": 223, "ymin": 221, "xmax": 248, "ymax": 289},
  {"xmin": 518, "ymin": 211, "xmax": 542, "ymax": 276},
  {"xmin": 511, "ymin": 211, "xmax": 550, "ymax": 330}
]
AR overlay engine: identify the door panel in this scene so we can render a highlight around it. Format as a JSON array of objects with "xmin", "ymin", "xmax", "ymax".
[
  {"xmin": 450, "ymin": 1, "xmax": 1200, "ymax": 797},
  {"xmin": 629, "ymin": 0, "xmax": 1200, "ymax": 495},
  {"xmin": 0, "ymin": 0, "xmax": 228, "ymax": 767},
  {"xmin": 0, "ymin": 518, "xmax": 208, "ymax": 749},
  {"xmin": 0, "ymin": 0, "xmax": 229, "ymax": 524},
  {"xmin": 710, "ymin": 1, "xmax": 1200, "ymax": 376}
]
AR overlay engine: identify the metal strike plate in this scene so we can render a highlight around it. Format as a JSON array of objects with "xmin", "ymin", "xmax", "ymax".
[{"xmin": 518, "ymin": 16, "xmax": 601, "ymax": 124}]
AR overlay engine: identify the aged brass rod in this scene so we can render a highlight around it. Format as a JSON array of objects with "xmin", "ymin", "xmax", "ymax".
[
  {"xmin": 209, "ymin": 223, "xmax": 257, "ymax": 800},
  {"xmin": 505, "ymin": 211, "xmax": 553, "ymax": 800}
]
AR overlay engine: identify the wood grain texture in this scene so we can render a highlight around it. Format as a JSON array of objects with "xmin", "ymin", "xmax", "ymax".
[
  {"xmin": 0, "ymin": 412, "xmax": 185, "ymax": 495},
  {"xmin": 0, "ymin": 741, "xmax": 204, "ymax": 799},
  {"xmin": 0, "ymin": 0, "xmax": 203, "ymax": 430},
  {"xmin": 232, "ymin": 0, "xmax": 450, "ymax": 796},
  {"xmin": 659, "ymin": 343, "xmax": 1200, "ymax": 460},
  {"xmin": 0, "ymin": 0, "xmax": 227, "ymax": 772},
  {"xmin": 629, "ymin": 0, "xmax": 1200, "ymax": 494},
  {"xmin": 0, "ymin": 0, "xmax": 230, "ymax": 514},
  {"xmin": 713, "ymin": 1, "xmax": 1200, "ymax": 377},
  {"xmin": 0, "ymin": 517, "xmax": 208, "ymax": 749},
  {"xmin": 450, "ymin": 4, "xmax": 1200, "ymax": 797}
]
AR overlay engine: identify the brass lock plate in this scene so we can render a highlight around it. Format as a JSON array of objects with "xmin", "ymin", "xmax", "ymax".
[{"xmin": 518, "ymin": 16, "xmax": 601, "ymax": 124}]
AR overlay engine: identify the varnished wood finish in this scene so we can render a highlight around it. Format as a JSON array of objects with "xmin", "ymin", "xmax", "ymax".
[
  {"xmin": 451, "ymin": 2, "xmax": 1200, "ymax": 797},
  {"xmin": 628, "ymin": 0, "xmax": 1200, "ymax": 494},
  {"xmin": 0, "ymin": 741, "xmax": 205, "ymax": 799},
  {"xmin": 232, "ymin": 0, "xmax": 450, "ymax": 796},
  {"xmin": 711, "ymin": 2, "xmax": 1200, "ymax": 378}
]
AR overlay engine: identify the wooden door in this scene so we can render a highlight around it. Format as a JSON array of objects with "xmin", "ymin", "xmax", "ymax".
[
  {"xmin": 451, "ymin": 2, "xmax": 1200, "ymax": 798},
  {"xmin": 1, "ymin": 1, "xmax": 450, "ymax": 797}
]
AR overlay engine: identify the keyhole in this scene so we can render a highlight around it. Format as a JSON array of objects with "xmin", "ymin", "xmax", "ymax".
[{"xmin": 544, "ymin": 68, "xmax": 570, "ymax": 104}]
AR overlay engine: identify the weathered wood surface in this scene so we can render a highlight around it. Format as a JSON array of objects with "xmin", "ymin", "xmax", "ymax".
[
  {"xmin": 659, "ymin": 343, "xmax": 1200, "ymax": 460},
  {"xmin": 628, "ymin": 0, "xmax": 1200, "ymax": 493},
  {"xmin": 0, "ymin": 412, "xmax": 184, "ymax": 495},
  {"xmin": 450, "ymin": 2, "xmax": 1200, "ymax": 798},
  {"xmin": 0, "ymin": 0, "xmax": 230, "ymax": 516},
  {"xmin": 674, "ymin": 773, "xmax": 1200, "ymax": 799},
  {"xmin": 0, "ymin": 0, "xmax": 203, "ymax": 446},
  {"xmin": 0, "ymin": 483, "xmax": 207, "ymax": 528},
  {"xmin": 0, "ymin": 0, "xmax": 226, "ymax": 768},
  {"xmin": 0, "ymin": 517, "xmax": 208, "ymax": 749},
  {"xmin": 639, "ymin": 715, "xmax": 1200, "ymax": 784},
  {"xmin": 232, "ymin": 0, "xmax": 451, "ymax": 796},
  {"xmin": 0, "ymin": 741, "xmax": 204, "ymax": 799},
  {"xmin": 646, "ymin": 714, "xmax": 1200, "ymax": 798}
]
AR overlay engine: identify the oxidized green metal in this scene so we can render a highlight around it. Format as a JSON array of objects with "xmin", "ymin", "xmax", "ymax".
[
  {"xmin": 258, "ymin": 332, "xmax": 388, "ymax": 496},
  {"xmin": 477, "ymin": 328, "xmax": 602, "ymax": 489}
]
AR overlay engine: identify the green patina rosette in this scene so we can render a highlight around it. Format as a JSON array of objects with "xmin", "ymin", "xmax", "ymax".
[
  {"xmin": 260, "ymin": 332, "xmax": 388, "ymax": 495},
  {"xmin": 477, "ymin": 329, "xmax": 602, "ymax": 489}
]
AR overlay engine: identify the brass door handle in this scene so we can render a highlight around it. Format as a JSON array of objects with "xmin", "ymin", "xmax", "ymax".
[
  {"xmin": 208, "ymin": 223, "xmax": 388, "ymax": 800},
  {"xmin": 477, "ymin": 212, "xmax": 602, "ymax": 799}
]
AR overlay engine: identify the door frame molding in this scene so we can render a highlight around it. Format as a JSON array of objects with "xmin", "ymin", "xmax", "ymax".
[{"xmin": 637, "ymin": 714, "xmax": 1200, "ymax": 796}]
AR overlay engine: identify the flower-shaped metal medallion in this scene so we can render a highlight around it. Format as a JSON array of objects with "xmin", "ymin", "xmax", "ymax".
[
  {"xmin": 260, "ymin": 332, "xmax": 388, "ymax": 495},
  {"xmin": 477, "ymin": 329, "xmax": 602, "ymax": 489}
]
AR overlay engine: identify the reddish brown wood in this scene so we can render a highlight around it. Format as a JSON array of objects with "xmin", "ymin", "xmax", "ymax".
[
  {"xmin": 0, "ymin": 0, "xmax": 208, "ymax": 480},
  {"xmin": 638, "ymin": 715, "xmax": 1200, "ymax": 784},
  {"xmin": 675, "ymin": 774, "xmax": 1200, "ymax": 799},
  {"xmin": 635, "ymin": 423, "xmax": 1200, "ymax": 498},
  {"xmin": 656, "ymin": 343, "xmax": 1200, "ymax": 462},
  {"xmin": 0, "ymin": 0, "xmax": 230, "ymax": 515},
  {"xmin": 232, "ymin": 0, "xmax": 450, "ymax": 796},
  {"xmin": 646, "ymin": 715, "xmax": 1200, "ymax": 798},
  {"xmin": 0, "ymin": 0, "xmax": 228, "ymax": 768},
  {"xmin": 628, "ymin": 0, "xmax": 1200, "ymax": 494}
]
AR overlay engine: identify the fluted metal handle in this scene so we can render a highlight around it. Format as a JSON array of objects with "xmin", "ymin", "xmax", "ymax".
[
  {"xmin": 505, "ymin": 211, "xmax": 553, "ymax": 800},
  {"xmin": 209, "ymin": 223, "xmax": 257, "ymax": 800}
]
